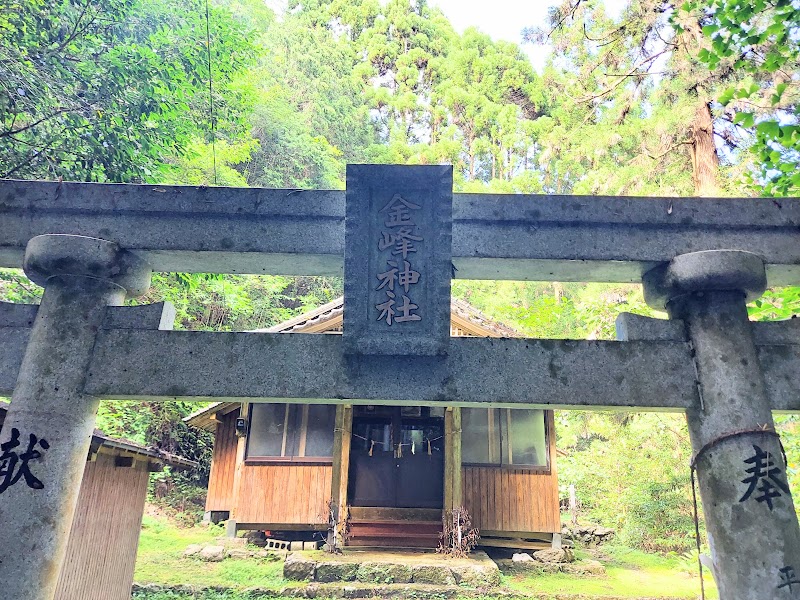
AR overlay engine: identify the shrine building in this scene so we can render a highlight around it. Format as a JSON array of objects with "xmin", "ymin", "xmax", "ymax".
[{"xmin": 187, "ymin": 297, "xmax": 561, "ymax": 550}]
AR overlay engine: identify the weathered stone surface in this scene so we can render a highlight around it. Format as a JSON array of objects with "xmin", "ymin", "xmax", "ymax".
[
  {"xmin": 344, "ymin": 164, "xmax": 453, "ymax": 356},
  {"xmin": 643, "ymin": 251, "xmax": 800, "ymax": 600},
  {"xmin": 355, "ymin": 562, "xmax": 412, "ymax": 584},
  {"xmin": 497, "ymin": 557, "xmax": 605, "ymax": 577},
  {"xmin": 410, "ymin": 564, "xmax": 456, "ymax": 586},
  {"xmin": 226, "ymin": 548, "xmax": 251, "ymax": 559},
  {"xmin": 4, "ymin": 179, "xmax": 800, "ymax": 287},
  {"xmin": 511, "ymin": 553, "xmax": 534, "ymax": 563},
  {"xmin": 315, "ymin": 561, "xmax": 359, "ymax": 583},
  {"xmin": 532, "ymin": 548, "xmax": 574, "ymax": 564},
  {"xmin": 593, "ymin": 526, "xmax": 614, "ymax": 538},
  {"xmin": 563, "ymin": 559, "xmax": 606, "ymax": 576},
  {"xmin": 562, "ymin": 523, "xmax": 615, "ymax": 546},
  {"xmin": 183, "ymin": 544, "xmax": 203, "ymax": 557},
  {"xmin": 0, "ymin": 235, "xmax": 153, "ymax": 600},
  {"xmin": 5, "ymin": 315, "xmax": 800, "ymax": 413},
  {"xmin": 642, "ymin": 249, "xmax": 767, "ymax": 310},
  {"xmin": 450, "ymin": 563, "xmax": 501, "ymax": 587},
  {"xmin": 80, "ymin": 332, "xmax": 703, "ymax": 411},
  {"xmin": 199, "ymin": 546, "xmax": 226, "ymax": 562},
  {"xmin": 284, "ymin": 553, "xmax": 316, "ymax": 581},
  {"xmin": 245, "ymin": 530, "xmax": 267, "ymax": 547}
]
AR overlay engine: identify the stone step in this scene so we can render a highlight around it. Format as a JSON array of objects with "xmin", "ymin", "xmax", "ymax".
[{"xmin": 279, "ymin": 582, "xmax": 464, "ymax": 598}]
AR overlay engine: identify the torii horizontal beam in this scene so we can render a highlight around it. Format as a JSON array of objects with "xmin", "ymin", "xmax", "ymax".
[
  {"xmin": 2, "ymin": 304, "xmax": 799, "ymax": 411},
  {"xmin": 2, "ymin": 179, "xmax": 799, "ymax": 285}
]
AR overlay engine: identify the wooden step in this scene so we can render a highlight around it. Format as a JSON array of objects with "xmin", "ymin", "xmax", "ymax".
[
  {"xmin": 347, "ymin": 537, "xmax": 439, "ymax": 548},
  {"xmin": 349, "ymin": 522, "xmax": 441, "ymax": 537},
  {"xmin": 350, "ymin": 519, "xmax": 442, "ymax": 533},
  {"xmin": 347, "ymin": 515, "xmax": 442, "ymax": 549},
  {"xmin": 349, "ymin": 507, "xmax": 442, "ymax": 522}
]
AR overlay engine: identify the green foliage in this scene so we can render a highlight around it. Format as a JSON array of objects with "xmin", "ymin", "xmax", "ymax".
[
  {"xmin": 559, "ymin": 413, "xmax": 698, "ymax": 553},
  {"xmin": 0, "ymin": 0, "xmax": 257, "ymax": 182},
  {"xmin": 748, "ymin": 286, "xmax": 800, "ymax": 320},
  {"xmin": 0, "ymin": 268, "xmax": 43, "ymax": 303},
  {"xmin": 681, "ymin": 0, "xmax": 799, "ymax": 196},
  {"xmin": 452, "ymin": 281, "xmax": 657, "ymax": 340},
  {"xmin": 140, "ymin": 273, "xmax": 342, "ymax": 331}
]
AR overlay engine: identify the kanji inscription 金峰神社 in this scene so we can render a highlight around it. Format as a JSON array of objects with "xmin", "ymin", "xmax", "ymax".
[{"xmin": 375, "ymin": 194, "xmax": 423, "ymax": 325}]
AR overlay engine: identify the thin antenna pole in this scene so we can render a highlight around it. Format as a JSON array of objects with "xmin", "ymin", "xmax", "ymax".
[{"xmin": 204, "ymin": 0, "xmax": 218, "ymax": 185}]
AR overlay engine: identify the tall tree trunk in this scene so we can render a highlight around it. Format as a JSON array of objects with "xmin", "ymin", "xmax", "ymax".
[{"xmin": 689, "ymin": 100, "xmax": 719, "ymax": 196}]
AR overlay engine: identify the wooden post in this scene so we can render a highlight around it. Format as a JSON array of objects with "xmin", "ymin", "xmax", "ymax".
[
  {"xmin": 227, "ymin": 402, "xmax": 249, "ymax": 538},
  {"xmin": 444, "ymin": 407, "xmax": 462, "ymax": 512},
  {"xmin": 452, "ymin": 407, "xmax": 462, "ymax": 510},
  {"xmin": 329, "ymin": 405, "xmax": 352, "ymax": 549}
]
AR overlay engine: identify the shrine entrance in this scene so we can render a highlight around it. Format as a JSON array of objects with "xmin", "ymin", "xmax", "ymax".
[
  {"xmin": 348, "ymin": 406, "xmax": 445, "ymax": 509},
  {"xmin": 2, "ymin": 168, "xmax": 800, "ymax": 598}
]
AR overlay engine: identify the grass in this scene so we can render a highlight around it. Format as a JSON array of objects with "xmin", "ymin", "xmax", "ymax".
[
  {"xmin": 503, "ymin": 544, "xmax": 718, "ymax": 599},
  {"xmin": 135, "ymin": 515, "xmax": 286, "ymax": 590},
  {"xmin": 134, "ymin": 511, "xmax": 717, "ymax": 599}
]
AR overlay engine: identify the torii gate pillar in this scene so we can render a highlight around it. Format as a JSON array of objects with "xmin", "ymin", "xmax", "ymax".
[
  {"xmin": 0, "ymin": 234, "xmax": 151, "ymax": 600},
  {"xmin": 644, "ymin": 250, "xmax": 800, "ymax": 599}
]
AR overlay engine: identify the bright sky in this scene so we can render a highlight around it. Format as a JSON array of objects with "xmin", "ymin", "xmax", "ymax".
[{"xmin": 428, "ymin": 0, "xmax": 628, "ymax": 70}]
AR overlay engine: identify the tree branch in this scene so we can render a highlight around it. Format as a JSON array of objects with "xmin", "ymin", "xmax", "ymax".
[
  {"xmin": 647, "ymin": 140, "xmax": 693, "ymax": 160},
  {"xmin": 0, "ymin": 108, "xmax": 69, "ymax": 139}
]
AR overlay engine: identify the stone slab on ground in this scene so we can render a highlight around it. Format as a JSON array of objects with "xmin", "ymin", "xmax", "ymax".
[
  {"xmin": 450, "ymin": 562, "xmax": 502, "ymax": 587},
  {"xmin": 533, "ymin": 548, "xmax": 575, "ymax": 563},
  {"xmin": 282, "ymin": 549, "xmax": 499, "ymax": 587},
  {"xmin": 198, "ymin": 546, "xmax": 225, "ymax": 562},
  {"xmin": 355, "ymin": 562, "xmax": 413, "ymax": 584},
  {"xmin": 182, "ymin": 544, "xmax": 203, "ymax": 557},
  {"xmin": 410, "ymin": 564, "xmax": 456, "ymax": 585},
  {"xmin": 284, "ymin": 553, "xmax": 316, "ymax": 581},
  {"xmin": 316, "ymin": 561, "xmax": 359, "ymax": 583},
  {"xmin": 497, "ymin": 558, "xmax": 606, "ymax": 576}
]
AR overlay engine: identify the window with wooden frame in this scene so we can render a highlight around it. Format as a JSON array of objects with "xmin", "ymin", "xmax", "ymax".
[
  {"xmin": 461, "ymin": 408, "xmax": 549, "ymax": 470},
  {"xmin": 246, "ymin": 403, "xmax": 335, "ymax": 464}
]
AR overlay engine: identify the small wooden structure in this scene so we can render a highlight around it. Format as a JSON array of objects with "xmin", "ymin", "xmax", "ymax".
[
  {"xmin": 187, "ymin": 298, "xmax": 560, "ymax": 549},
  {"xmin": 0, "ymin": 401, "xmax": 195, "ymax": 600}
]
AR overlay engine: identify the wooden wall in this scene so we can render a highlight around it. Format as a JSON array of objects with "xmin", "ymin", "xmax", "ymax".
[
  {"xmin": 234, "ymin": 464, "xmax": 332, "ymax": 527},
  {"xmin": 462, "ymin": 467, "xmax": 560, "ymax": 534},
  {"xmin": 54, "ymin": 451, "xmax": 150, "ymax": 600},
  {"xmin": 462, "ymin": 411, "xmax": 560, "ymax": 535},
  {"xmin": 206, "ymin": 410, "xmax": 238, "ymax": 511}
]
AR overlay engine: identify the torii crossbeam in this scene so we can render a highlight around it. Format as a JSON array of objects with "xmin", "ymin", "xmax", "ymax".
[{"xmin": 0, "ymin": 167, "xmax": 799, "ymax": 600}]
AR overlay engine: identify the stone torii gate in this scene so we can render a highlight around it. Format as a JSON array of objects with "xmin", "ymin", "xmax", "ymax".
[{"xmin": 0, "ymin": 166, "xmax": 799, "ymax": 600}]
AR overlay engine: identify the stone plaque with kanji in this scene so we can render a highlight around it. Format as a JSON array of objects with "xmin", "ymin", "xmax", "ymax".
[{"xmin": 344, "ymin": 164, "xmax": 452, "ymax": 355}]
